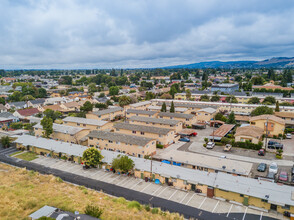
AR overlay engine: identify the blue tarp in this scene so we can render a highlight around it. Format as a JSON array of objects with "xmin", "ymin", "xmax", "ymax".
[
  {"xmin": 161, "ymin": 160, "xmax": 171, "ymax": 164},
  {"xmin": 172, "ymin": 162, "xmax": 181, "ymax": 166},
  {"xmin": 154, "ymin": 179, "xmax": 161, "ymax": 184}
]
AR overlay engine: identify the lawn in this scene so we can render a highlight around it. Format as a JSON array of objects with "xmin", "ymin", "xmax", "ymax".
[
  {"xmin": 9, "ymin": 151, "xmax": 22, "ymax": 157},
  {"xmin": 0, "ymin": 163, "xmax": 183, "ymax": 220},
  {"xmin": 13, "ymin": 152, "xmax": 38, "ymax": 161}
]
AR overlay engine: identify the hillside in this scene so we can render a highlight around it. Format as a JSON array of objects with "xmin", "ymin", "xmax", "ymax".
[{"xmin": 164, "ymin": 57, "xmax": 294, "ymax": 69}]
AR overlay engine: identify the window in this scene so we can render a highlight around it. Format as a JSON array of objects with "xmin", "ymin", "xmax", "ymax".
[
  {"xmin": 282, "ymin": 205, "xmax": 290, "ymax": 210},
  {"xmin": 132, "ymin": 131, "xmax": 136, "ymax": 134},
  {"xmin": 89, "ymin": 137, "xmax": 93, "ymax": 140},
  {"xmin": 261, "ymin": 199, "xmax": 268, "ymax": 203},
  {"xmin": 90, "ymin": 145, "xmax": 94, "ymax": 147},
  {"xmin": 240, "ymin": 194, "xmax": 244, "ymax": 197},
  {"xmin": 140, "ymin": 132, "xmax": 144, "ymax": 135},
  {"xmin": 77, "ymin": 123, "xmax": 80, "ymax": 126},
  {"xmin": 108, "ymin": 140, "xmax": 113, "ymax": 143},
  {"xmin": 83, "ymin": 124, "xmax": 86, "ymax": 127}
]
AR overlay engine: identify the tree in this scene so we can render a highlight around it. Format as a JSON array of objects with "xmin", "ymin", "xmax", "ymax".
[
  {"xmin": 186, "ymin": 89, "xmax": 191, "ymax": 100},
  {"xmin": 9, "ymin": 91, "xmax": 22, "ymax": 102},
  {"xmin": 215, "ymin": 112, "xmax": 227, "ymax": 122},
  {"xmin": 112, "ymin": 155, "xmax": 134, "ymax": 173},
  {"xmin": 262, "ymin": 96, "xmax": 276, "ymax": 105},
  {"xmin": 109, "ymin": 86, "xmax": 119, "ymax": 96},
  {"xmin": 0, "ymin": 136, "xmax": 11, "ymax": 148},
  {"xmin": 160, "ymin": 93, "xmax": 172, "ymax": 99},
  {"xmin": 88, "ymin": 83, "xmax": 97, "ymax": 94},
  {"xmin": 251, "ymin": 106, "xmax": 274, "ymax": 116},
  {"xmin": 210, "ymin": 95, "xmax": 220, "ymax": 102},
  {"xmin": 98, "ymin": 92, "xmax": 105, "ymax": 98},
  {"xmin": 59, "ymin": 76, "xmax": 73, "ymax": 85},
  {"xmin": 82, "ymin": 147, "xmax": 103, "ymax": 167},
  {"xmin": 84, "ymin": 205, "xmax": 103, "ymax": 218},
  {"xmin": 80, "ymin": 101, "xmax": 93, "ymax": 112},
  {"xmin": 247, "ymin": 97, "xmax": 260, "ymax": 104},
  {"xmin": 37, "ymin": 88, "xmax": 47, "ymax": 98},
  {"xmin": 275, "ymin": 101, "xmax": 280, "ymax": 112},
  {"xmin": 225, "ymin": 95, "xmax": 238, "ymax": 103},
  {"xmin": 226, "ymin": 111, "xmax": 236, "ymax": 124},
  {"xmin": 200, "ymin": 94, "xmax": 209, "ymax": 101},
  {"xmin": 170, "ymin": 101, "xmax": 175, "ymax": 113},
  {"xmin": 21, "ymin": 95, "xmax": 35, "ymax": 101},
  {"xmin": 161, "ymin": 102, "xmax": 167, "ymax": 112},
  {"xmin": 95, "ymin": 103, "xmax": 107, "ymax": 109},
  {"xmin": 43, "ymin": 109, "xmax": 62, "ymax": 121},
  {"xmin": 145, "ymin": 92, "xmax": 155, "ymax": 100},
  {"xmin": 41, "ymin": 116, "xmax": 53, "ymax": 138},
  {"xmin": 251, "ymin": 76, "xmax": 264, "ymax": 85},
  {"xmin": 119, "ymin": 95, "xmax": 131, "ymax": 107}
]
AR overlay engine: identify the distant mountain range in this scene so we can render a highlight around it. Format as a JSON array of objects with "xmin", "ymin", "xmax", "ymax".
[{"xmin": 163, "ymin": 57, "xmax": 294, "ymax": 69}]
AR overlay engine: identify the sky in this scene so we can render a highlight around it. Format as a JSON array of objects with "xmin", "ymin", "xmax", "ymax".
[{"xmin": 1, "ymin": 0, "xmax": 294, "ymax": 69}]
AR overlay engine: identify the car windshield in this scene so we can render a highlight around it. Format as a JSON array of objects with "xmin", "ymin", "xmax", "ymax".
[
  {"xmin": 270, "ymin": 165, "xmax": 277, "ymax": 169},
  {"xmin": 280, "ymin": 174, "xmax": 287, "ymax": 178}
]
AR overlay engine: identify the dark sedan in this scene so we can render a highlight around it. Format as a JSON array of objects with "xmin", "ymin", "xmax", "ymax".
[{"xmin": 257, "ymin": 163, "xmax": 267, "ymax": 172}]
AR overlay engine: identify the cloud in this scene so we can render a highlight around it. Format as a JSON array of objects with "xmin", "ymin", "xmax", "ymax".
[{"xmin": 1, "ymin": 0, "xmax": 294, "ymax": 68}]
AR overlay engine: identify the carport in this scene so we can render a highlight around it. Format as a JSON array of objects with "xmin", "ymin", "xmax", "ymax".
[{"xmin": 208, "ymin": 124, "xmax": 235, "ymax": 141}]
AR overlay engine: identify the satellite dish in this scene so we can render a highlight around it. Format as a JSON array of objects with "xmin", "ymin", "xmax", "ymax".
[{"xmin": 222, "ymin": 166, "xmax": 226, "ymax": 169}]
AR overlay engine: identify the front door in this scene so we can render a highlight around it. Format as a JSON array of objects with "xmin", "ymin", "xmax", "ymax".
[
  {"xmin": 191, "ymin": 184, "xmax": 196, "ymax": 191},
  {"xmin": 270, "ymin": 204, "xmax": 277, "ymax": 211},
  {"xmin": 165, "ymin": 177, "xmax": 169, "ymax": 184}
]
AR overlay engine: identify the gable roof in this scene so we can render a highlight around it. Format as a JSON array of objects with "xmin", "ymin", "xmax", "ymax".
[
  {"xmin": 129, "ymin": 116, "xmax": 181, "ymax": 126},
  {"xmin": 16, "ymin": 108, "xmax": 40, "ymax": 116},
  {"xmin": 43, "ymin": 104, "xmax": 64, "ymax": 112},
  {"xmin": 275, "ymin": 111, "xmax": 294, "ymax": 119},
  {"xmin": 30, "ymin": 98, "xmax": 45, "ymax": 105},
  {"xmin": 114, "ymin": 122, "xmax": 172, "ymax": 135},
  {"xmin": 157, "ymin": 112, "xmax": 194, "ymax": 119},
  {"xmin": 126, "ymin": 109, "xmax": 157, "ymax": 116},
  {"xmin": 235, "ymin": 125, "xmax": 264, "ymax": 138},
  {"xmin": 63, "ymin": 116, "xmax": 109, "ymax": 127},
  {"xmin": 88, "ymin": 130, "xmax": 154, "ymax": 146},
  {"xmin": 197, "ymin": 107, "xmax": 217, "ymax": 114},
  {"xmin": 0, "ymin": 104, "xmax": 6, "ymax": 110},
  {"xmin": 9, "ymin": 101, "xmax": 26, "ymax": 108},
  {"xmin": 92, "ymin": 107, "xmax": 123, "ymax": 116},
  {"xmin": 250, "ymin": 114, "xmax": 285, "ymax": 125},
  {"xmin": 62, "ymin": 101, "xmax": 80, "ymax": 108},
  {"xmin": 34, "ymin": 123, "xmax": 86, "ymax": 135}
]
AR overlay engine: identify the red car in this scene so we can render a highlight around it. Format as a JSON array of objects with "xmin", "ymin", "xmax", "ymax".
[
  {"xmin": 190, "ymin": 132, "xmax": 198, "ymax": 136},
  {"xmin": 258, "ymin": 149, "xmax": 265, "ymax": 156},
  {"xmin": 279, "ymin": 171, "xmax": 288, "ymax": 181}
]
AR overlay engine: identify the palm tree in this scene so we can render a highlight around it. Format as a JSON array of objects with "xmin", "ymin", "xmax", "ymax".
[{"xmin": 119, "ymin": 95, "xmax": 131, "ymax": 107}]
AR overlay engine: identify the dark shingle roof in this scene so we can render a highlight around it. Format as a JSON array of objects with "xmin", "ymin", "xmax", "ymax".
[
  {"xmin": 129, "ymin": 116, "xmax": 180, "ymax": 126},
  {"xmin": 30, "ymin": 98, "xmax": 45, "ymax": 105},
  {"xmin": 88, "ymin": 130, "xmax": 154, "ymax": 146},
  {"xmin": 114, "ymin": 122, "xmax": 172, "ymax": 135}
]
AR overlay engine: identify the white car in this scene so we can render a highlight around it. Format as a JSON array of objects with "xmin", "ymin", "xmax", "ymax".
[
  {"xmin": 269, "ymin": 162, "xmax": 278, "ymax": 174},
  {"xmin": 286, "ymin": 133, "xmax": 292, "ymax": 139},
  {"xmin": 206, "ymin": 142, "xmax": 215, "ymax": 149}
]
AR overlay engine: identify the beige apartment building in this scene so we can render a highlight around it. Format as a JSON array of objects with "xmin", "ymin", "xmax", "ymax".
[
  {"xmin": 63, "ymin": 116, "xmax": 112, "ymax": 130},
  {"xmin": 113, "ymin": 122, "xmax": 177, "ymax": 146},
  {"xmin": 34, "ymin": 123, "xmax": 90, "ymax": 145},
  {"xmin": 157, "ymin": 112, "xmax": 197, "ymax": 127},
  {"xmin": 129, "ymin": 116, "xmax": 183, "ymax": 133},
  {"xmin": 88, "ymin": 130, "xmax": 156, "ymax": 157},
  {"xmin": 126, "ymin": 109, "xmax": 157, "ymax": 119},
  {"xmin": 196, "ymin": 107, "xmax": 217, "ymax": 123},
  {"xmin": 86, "ymin": 107, "xmax": 124, "ymax": 121},
  {"xmin": 127, "ymin": 101, "xmax": 151, "ymax": 110}
]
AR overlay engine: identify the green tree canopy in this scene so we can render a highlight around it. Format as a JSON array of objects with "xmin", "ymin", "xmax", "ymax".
[
  {"xmin": 112, "ymin": 155, "xmax": 134, "ymax": 173},
  {"xmin": 200, "ymin": 94, "xmax": 209, "ymax": 101},
  {"xmin": 214, "ymin": 112, "xmax": 227, "ymax": 122},
  {"xmin": 210, "ymin": 95, "xmax": 220, "ymax": 102},
  {"xmin": 41, "ymin": 116, "xmax": 53, "ymax": 138},
  {"xmin": 226, "ymin": 111, "xmax": 236, "ymax": 124},
  {"xmin": 170, "ymin": 101, "xmax": 175, "ymax": 113},
  {"xmin": 275, "ymin": 101, "xmax": 280, "ymax": 112},
  {"xmin": 262, "ymin": 96, "xmax": 276, "ymax": 105},
  {"xmin": 251, "ymin": 106, "xmax": 274, "ymax": 116},
  {"xmin": 161, "ymin": 102, "xmax": 167, "ymax": 112},
  {"xmin": 0, "ymin": 136, "xmax": 11, "ymax": 148},
  {"xmin": 225, "ymin": 95, "xmax": 238, "ymax": 103},
  {"xmin": 186, "ymin": 89, "xmax": 191, "ymax": 100},
  {"xmin": 82, "ymin": 147, "xmax": 103, "ymax": 167},
  {"xmin": 43, "ymin": 109, "xmax": 62, "ymax": 121},
  {"xmin": 247, "ymin": 97, "xmax": 260, "ymax": 104},
  {"xmin": 109, "ymin": 86, "xmax": 119, "ymax": 96},
  {"xmin": 80, "ymin": 101, "xmax": 93, "ymax": 112},
  {"xmin": 119, "ymin": 95, "xmax": 131, "ymax": 107}
]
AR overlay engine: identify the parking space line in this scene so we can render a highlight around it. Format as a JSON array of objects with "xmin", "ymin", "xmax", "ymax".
[
  {"xmin": 90, "ymin": 170, "xmax": 101, "ymax": 177},
  {"xmin": 260, "ymin": 212, "xmax": 263, "ymax": 220},
  {"xmin": 168, "ymin": 190, "xmax": 178, "ymax": 200},
  {"xmin": 109, "ymin": 175, "xmax": 121, "ymax": 183},
  {"xmin": 242, "ymin": 207, "xmax": 248, "ymax": 220},
  {"xmin": 212, "ymin": 201, "xmax": 220, "ymax": 213},
  {"xmin": 152, "ymin": 185, "xmax": 162, "ymax": 196},
  {"xmin": 180, "ymin": 192, "xmax": 189, "ymax": 203},
  {"xmin": 140, "ymin": 182, "xmax": 152, "ymax": 192},
  {"xmin": 198, "ymin": 197, "xmax": 207, "ymax": 209},
  {"xmin": 226, "ymin": 204, "xmax": 233, "ymax": 217},
  {"xmin": 185, "ymin": 193, "xmax": 195, "ymax": 205},
  {"xmin": 157, "ymin": 186, "xmax": 168, "ymax": 196},
  {"xmin": 116, "ymin": 177, "xmax": 128, "ymax": 186},
  {"xmin": 66, "ymin": 165, "xmax": 80, "ymax": 172},
  {"xmin": 98, "ymin": 172, "xmax": 110, "ymax": 179},
  {"xmin": 130, "ymin": 180, "xmax": 143, "ymax": 189}
]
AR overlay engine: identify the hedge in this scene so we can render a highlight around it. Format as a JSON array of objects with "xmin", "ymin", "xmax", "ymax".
[{"xmin": 233, "ymin": 141, "xmax": 263, "ymax": 150}]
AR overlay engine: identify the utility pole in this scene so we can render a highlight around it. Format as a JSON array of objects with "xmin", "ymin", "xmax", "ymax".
[
  {"xmin": 150, "ymin": 155, "xmax": 153, "ymax": 179},
  {"xmin": 265, "ymin": 117, "xmax": 269, "ymax": 150},
  {"xmin": 212, "ymin": 115, "xmax": 215, "ymax": 142}
]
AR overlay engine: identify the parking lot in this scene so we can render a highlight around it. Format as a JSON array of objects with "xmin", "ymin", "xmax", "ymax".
[{"xmin": 29, "ymin": 156, "xmax": 285, "ymax": 220}]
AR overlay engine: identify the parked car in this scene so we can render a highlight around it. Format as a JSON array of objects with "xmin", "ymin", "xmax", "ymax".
[
  {"xmin": 223, "ymin": 144, "xmax": 232, "ymax": 152},
  {"xmin": 179, "ymin": 137, "xmax": 190, "ymax": 142},
  {"xmin": 257, "ymin": 163, "xmax": 267, "ymax": 172},
  {"xmin": 268, "ymin": 140, "xmax": 283, "ymax": 150},
  {"xmin": 286, "ymin": 133, "xmax": 292, "ymax": 139},
  {"xmin": 258, "ymin": 149, "xmax": 265, "ymax": 156},
  {"xmin": 278, "ymin": 171, "xmax": 288, "ymax": 181},
  {"xmin": 190, "ymin": 132, "xmax": 198, "ymax": 136},
  {"xmin": 206, "ymin": 142, "xmax": 215, "ymax": 149},
  {"xmin": 269, "ymin": 162, "xmax": 278, "ymax": 174}
]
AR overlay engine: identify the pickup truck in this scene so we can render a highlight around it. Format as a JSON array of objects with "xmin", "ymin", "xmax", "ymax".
[{"xmin": 223, "ymin": 144, "xmax": 232, "ymax": 152}]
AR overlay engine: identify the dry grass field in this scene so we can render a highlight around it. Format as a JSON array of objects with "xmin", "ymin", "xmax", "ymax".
[{"xmin": 0, "ymin": 163, "xmax": 183, "ymax": 220}]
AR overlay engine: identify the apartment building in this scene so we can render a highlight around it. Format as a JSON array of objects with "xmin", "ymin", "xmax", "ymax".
[
  {"xmin": 127, "ymin": 101, "xmax": 151, "ymax": 110},
  {"xmin": 63, "ymin": 116, "xmax": 112, "ymax": 130},
  {"xmin": 113, "ymin": 122, "xmax": 177, "ymax": 146},
  {"xmin": 250, "ymin": 115, "xmax": 286, "ymax": 137},
  {"xmin": 126, "ymin": 109, "xmax": 157, "ymax": 119},
  {"xmin": 129, "ymin": 116, "xmax": 183, "ymax": 133},
  {"xmin": 86, "ymin": 107, "xmax": 124, "ymax": 121},
  {"xmin": 235, "ymin": 125, "xmax": 264, "ymax": 144},
  {"xmin": 34, "ymin": 123, "xmax": 90, "ymax": 145},
  {"xmin": 196, "ymin": 107, "xmax": 217, "ymax": 123},
  {"xmin": 87, "ymin": 130, "xmax": 156, "ymax": 157},
  {"xmin": 157, "ymin": 112, "xmax": 197, "ymax": 127}
]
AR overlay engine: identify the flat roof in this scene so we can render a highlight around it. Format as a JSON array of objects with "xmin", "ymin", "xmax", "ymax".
[
  {"xmin": 63, "ymin": 116, "xmax": 109, "ymax": 127},
  {"xmin": 14, "ymin": 135, "xmax": 87, "ymax": 157},
  {"xmin": 92, "ymin": 107, "xmax": 123, "ymax": 116},
  {"xmin": 129, "ymin": 101, "xmax": 151, "ymax": 107},
  {"xmin": 129, "ymin": 116, "xmax": 181, "ymax": 126},
  {"xmin": 88, "ymin": 130, "xmax": 155, "ymax": 146},
  {"xmin": 29, "ymin": 205, "xmax": 57, "ymax": 219},
  {"xmin": 114, "ymin": 122, "xmax": 172, "ymax": 135},
  {"xmin": 147, "ymin": 105, "xmax": 188, "ymax": 112},
  {"xmin": 34, "ymin": 123, "xmax": 86, "ymax": 135}
]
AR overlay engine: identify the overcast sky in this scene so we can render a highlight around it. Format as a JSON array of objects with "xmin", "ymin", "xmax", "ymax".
[{"xmin": 1, "ymin": 0, "xmax": 294, "ymax": 69}]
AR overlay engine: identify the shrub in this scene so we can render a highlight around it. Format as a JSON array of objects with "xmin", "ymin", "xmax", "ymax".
[
  {"xmin": 55, "ymin": 177, "xmax": 63, "ymax": 183},
  {"xmin": 221, "ymin": 137, "xmax": 232, "ymax": 145},
  {"xmin": 144, "ymin": 205, "xmax": 151, "ymax": 212},
  {"xmin": 115, "ymin": 197, "xmax": 127, "ymax": 204},
  {"xmin": 186, "ymin": 125, "xmax": 192, "ymax": 128},
  {"xmin": 276, "ymin": 154, "xmax": 283, "ymax": 159},
  {"xmin": 203, "ymin": 144, "xmax": 207, "ymax": 148},
  {"xmin": 156, "ymin": 144, "xmax": 164, "ymax": 149},
  {"xmin": 204, "ymin": 138, "xmax": 208, "ymax": 143},
  {"xmin": 233, "ymin": 141, "xmax": 262, "ymax": 150},
  {"xmin": 127, "ymin": 201, "xmax": 141, "ymax": 210},
  {"xmin": 215, "ymin": 142, "xmax": 223, "ymax": 146},
  {"xmin": 84, "ymin": 205, "xmax": 103, "ymax": 218},
  {"xmin": 151, "ymin": 208, "xmax": 159, "ymax": 214}
]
